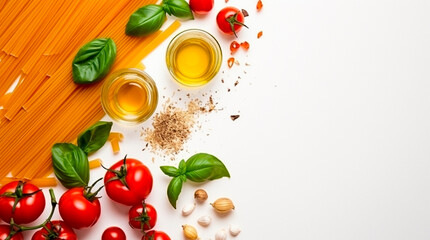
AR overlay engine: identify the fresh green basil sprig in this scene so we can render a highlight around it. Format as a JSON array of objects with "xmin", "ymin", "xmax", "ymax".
[
  {"xmin": 126, "ymin": 0, "xmax": 194, "ymax": 36},
  {"xmin": 72, "ymin": 38, "xmax": 117, "ymax": 84},
  {"xmin": 52, "ymin": 121, "xmax": 112, "ymax": 189},
  {"xmin": 160, "ymin": 153, "xmax": 230, "ymax": 208}
]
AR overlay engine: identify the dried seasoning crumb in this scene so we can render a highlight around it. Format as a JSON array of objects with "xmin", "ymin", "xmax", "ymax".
[
  {"xmin": 257, "ymin": 0, "xmax": 263, "ymax": 11},
  {"xmin": 257, "ymin": 31, "xmax": 263, "ymax": 39},
  {"xmin": 230, "ymin": 115, "xmax": 240, "ymax": 121},
  {"xmin": 152, "ymin": 157, "xmax": 155, "ymax": 163},
  {"xmin": 228, "ymin": 88, "xmax": 231, "ymax": 92},
  {"xmin": 142, "ymin": 143, "xmax": 149, "ymax": 151},
  {"xmin": 234, "ymin": 60, "xmax": 240, "ymax": 66},
  {"xmin": 142, "ymin": 98, "xmax": 217, "ymax": 156},
  {"xmin": 221, "ymin": 79, "xmax": 225, "ymax": 83},
  {"xmin": 142, "ymin": 100, "xmax": 197, "ymax": 155},
  {"xmin": 245, "ymin": 62, "xmax": 251, "ymax": 66},
  {"xmin": 225, "ymin": 0, "xmax": 228, "ymax": 2},
  {"xmin": 234, "ymin": 81, "xmax": 239, "ymax": 87},
  {"xmin": 242, "ymin": 9, "xmax": 249, "ymax": 17}
]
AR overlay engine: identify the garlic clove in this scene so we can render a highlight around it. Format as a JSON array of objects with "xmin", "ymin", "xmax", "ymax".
[
  {"xmin": 229, "ymin": 224, "xmax": 241, "ymax": 236},
  {"xmin": 197, "ymin": 215, "xmax": 212, "ymax": 226},
  {"xmin": 210, "ymin": 197, "xmax": 235, "ymax": 214},
  {"xmin": 215, "ymin": 229, "xmax": 228, "ymax": 240},
  {"xmin": 182, "ymin": 203, "xmax": 196, "ymax": 216},
  {"xmin": 182, "ymin": 224, "xmax": 199, "ymax": 240},
  {"xmin": 194, "ymin": 189, "xmax": 208, "ymax": 202}
]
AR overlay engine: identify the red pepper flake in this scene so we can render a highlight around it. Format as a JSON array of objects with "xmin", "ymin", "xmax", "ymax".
[
  {"xmin": 257, "ymin": 0, "xmax": 263, "ymax": 11},
  {"xmin": 240, "ymin": 41, "xmax": 250, "ymax": 50},
  {"xmin": 257, "ymin": 31, "xmax": 263, "ymax": 39},
  {"xmin": 227, "ymin": 57, "xmax": 235, "ymax": 68},
  {"xmin": 230, "ymin": 41, "xmax": 240, "ymax": 54},
  {"xmin": 225, "ymin": 0, "xmax": 228, "ymax": 2}
]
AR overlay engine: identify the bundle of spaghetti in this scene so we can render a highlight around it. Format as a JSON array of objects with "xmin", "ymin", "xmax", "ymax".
[
  {"xmin": 7, "ymin": 28, "xmax": 168, "ymax": 178},
  {"xmin": 0, "ymin": 0, "xmax": 181, "ymax": 180}
]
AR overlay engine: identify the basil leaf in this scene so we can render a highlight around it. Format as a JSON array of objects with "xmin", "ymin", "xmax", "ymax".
[
  {"xmin": 72, "ymin": 38, "xmax": 116, "ymax": 84},
  {"xmin": 167, "ymin": 176, "xmax": 184, "ymax": 209},
  {"xmin": 52, "ymin": 143, "xmax": 89, "ymax": 189},
  {"xmin": 77, "ymin": 121, "xmax": 112, "ymax": 154},
  {"xmin": 160, "ymin": 166, "xmax": 180, "ymax": 177},
  {"xmin": 185, "ymin": 153, "xmax": 230, "ymax": 182},
  {"xmin": 126, "ymin": 5, "xmax": 167, "ymax": 36},
  {"xmin": 178, "ymin": 159, "xmax": 186, "ymax": 174},
  {"xmin": 162, "ymin": 0, "xmax": 194, "ymax": 20}
]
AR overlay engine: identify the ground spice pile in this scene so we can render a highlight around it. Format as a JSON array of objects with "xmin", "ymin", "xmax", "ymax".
[{"xmin": 142, "ymin": 98, "xmax": 215, "ymax": 156}]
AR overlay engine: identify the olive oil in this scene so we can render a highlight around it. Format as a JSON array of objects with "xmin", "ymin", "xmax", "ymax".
[
  {"xmin": 173, "ymin": 39, "xmax": 213, "ymax": 85},
  {"xmin": 116, "ymin": 82, "xmax": 147, "ymax": 112},
  {"xmin": 166, "ymin": 29, "xmax": 222, "ymax": 87},
  {"xmin": 101, "ymin": 69, "xmax": 158, "ymax": 124}
]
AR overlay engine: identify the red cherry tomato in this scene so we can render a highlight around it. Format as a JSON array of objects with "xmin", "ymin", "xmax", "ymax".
[
  {"xmin": 0, "ymin": 225, "xmax": 23, "ymax": 240},
  {"xmin": 31, "ymin": 221, "xmax": 77, "ymax": 240},
  {"xmin": 58, "ymin": 187, "xmax": 101, "ymax": 229},
  {"xmin": 104, "ymin": 157, "xmax": 153, "ymax": 206},
  {"xmin": 102, "ymin": 226, "xmax": 126, "ymax": 240},
  {"xmin": 189, "ymin": 0, "xmax": 214, "ymax": 14},
  {"xmin": 0, "ymin": 181, "xmax": 45, "ymax": 224},
  {"xmin": 216, "ymin": 6, "xmax": 247, "ymax": 37},
  {"xmin": 141, "ymin": 231, "xmax": 171, "ymax": 240},
  {"xmin": 128, "ymin": 202, "xmax": 157, "ymax": 231}
]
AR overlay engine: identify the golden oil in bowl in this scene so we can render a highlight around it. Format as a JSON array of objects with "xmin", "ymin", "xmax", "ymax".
[
  {"xmin": 166, "ymin": 29, "xmax": 222, "ymax": 87},
  {"xmin": 101, "ymin": 68, "xmax": 158, "ymax": 125}
]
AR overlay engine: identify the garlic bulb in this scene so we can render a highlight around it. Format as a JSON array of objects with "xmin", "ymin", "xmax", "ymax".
[
  {"xmin": 182, "ymin": 224, "xmax": 198, "ymax": 240},
  {"xmin": 210, "ymin": 197, "xmax": 235, "ymax": 213},
  {"xmin": 182, "ymin": 203, "xmax": 196, "ymax": 216},
  {"xmin": 229, "ymin": 224, "xmax": 241, "ymax": 236},
  {"xmin": 197, "ymin": 215, "xmax": 212, "ymax": 226},
  {"xmin": 215, "ymin": 229, "xmax": 227, "ymax": 240}
]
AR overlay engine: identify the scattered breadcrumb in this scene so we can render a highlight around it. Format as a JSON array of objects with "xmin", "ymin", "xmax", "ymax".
[
  {"xmin": 230, "ymin": 115, "xmax": 240, "ymax": 121},
  {"xmin": 242, "ymin": 9, "xmax": 249, "ymax": 17}
]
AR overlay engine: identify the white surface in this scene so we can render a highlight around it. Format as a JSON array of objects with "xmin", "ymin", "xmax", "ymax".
[{"xmin": 24, "ymin": 0, "xmax": 430, "ymax": 239}]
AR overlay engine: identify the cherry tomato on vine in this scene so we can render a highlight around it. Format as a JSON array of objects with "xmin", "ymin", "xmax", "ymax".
[
  {"xmin": 216, "ymin": 6, "xmax": 248, "ymax": 37},
  {"xmin": 129, "ymin": 202, "xmax": 157, "ymax": 231},
  {"xmin": 189, "ymin": 0, "xmax": 214, "ymax": 14},
  {"xmin": 0, "ymin": 181, "xmax": 45, "ymax": 224},
  {"xmin": 58, "ymin": 183, "xmax": 102, "ymax": 229},
  {"xmin": 104, "ymin": 156, "xmax": 153, "ymax": 206},
  {"xmin": 141, "ymin": 230, "xmax": 171, "ymax": 240},
  {"xmin": 0, "ymin": 225, "xmax": 23, "ymax": 240},
  {"xmin": 31, "ymin": 221, "xmax": 77, "ymax": 240},
  {"xmin": 101, "ymin": 226, "xmax": 126, "ymax": 240}
]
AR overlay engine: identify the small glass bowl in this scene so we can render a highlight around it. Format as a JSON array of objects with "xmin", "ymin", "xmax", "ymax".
[
  {"xmin": 166, "ymin": 29, "xmax": 222, "ymax": 87},
  {"xmin": 101, "ymin": 68, "xmax": 158, "ymax": 125}
]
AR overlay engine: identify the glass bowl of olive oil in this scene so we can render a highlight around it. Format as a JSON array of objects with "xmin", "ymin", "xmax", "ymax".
[
  {"xmin": 101, "ymin": 68, "xmax": 158, "ymax": 125},
  {"xmin": 166, "ymin": 29, "xmax": 222, "ymax": 87}
]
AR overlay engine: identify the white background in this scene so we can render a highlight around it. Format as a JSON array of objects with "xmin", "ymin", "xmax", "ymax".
[{"xmin": 24, "ymin": 0, "xmax": 430, "ymax": 239}]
